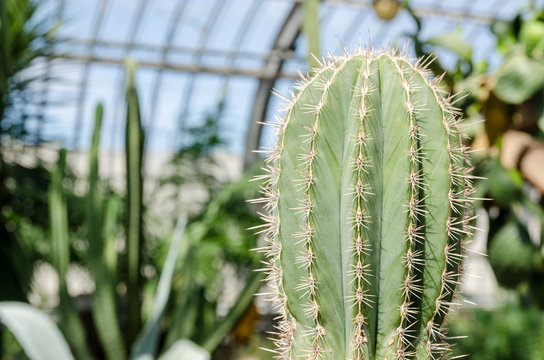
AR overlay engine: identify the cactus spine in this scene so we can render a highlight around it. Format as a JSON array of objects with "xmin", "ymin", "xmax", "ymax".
[{"xmin": 254, "ymin": 48, "xmax": 474, "ymax": 360}]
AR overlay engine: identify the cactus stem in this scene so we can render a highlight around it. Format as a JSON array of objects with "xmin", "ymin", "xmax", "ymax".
[
  {"xmin": 347, "ymin": 50, "xmax": 376, "ymax": 360},
  {"xmin": 294, "ymin": 55, "xmax": 359, "ymax": 359},
  {"xmin": 260, "ymin": 57, "xmax": 341, "ymax": 360},
  {"xmin": 255, "ymin": 47, "xmax": 473, "ymax": 359},
  {"xmin": 380, "ymin": 53, "xmax": 427, "ymax": 360},
  {"xmin": 399, "ymin": 56, "xmax": 473, "ymax": 358}
]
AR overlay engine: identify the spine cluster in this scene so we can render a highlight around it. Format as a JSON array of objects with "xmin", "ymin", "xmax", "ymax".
[
  {"xmin": 348, "ymin": 54, "xmax": 374, "ymax": 360},
  {"xmin": 388, "ymin": 54, "xmax": 426, "ymax": 359},
  {"xmin": 250, "ymin": 96, "xmax": 293, "ymax": 358},
  {"xmin": 426, "ymin": 78, "xmax": 474, "ymax": 358}
]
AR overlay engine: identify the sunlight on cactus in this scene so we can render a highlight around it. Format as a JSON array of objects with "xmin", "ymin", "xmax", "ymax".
[{"xmin": 251, "ymin": 47, "xmax": 476, "ymax": 360}]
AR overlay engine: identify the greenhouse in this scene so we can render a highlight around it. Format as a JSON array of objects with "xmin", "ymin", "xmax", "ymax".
[{"xmin": 1, "ymin": 0, "xmax": 544, "ymax": 359}]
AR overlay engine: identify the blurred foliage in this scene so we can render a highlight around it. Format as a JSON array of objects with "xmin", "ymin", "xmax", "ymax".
[
  {"xmin": 0, "ymin": 0, "xmax": 56, "ymax": 138},
  {"xmin": 12, "ymin": 1, "xmax": 544, "ymax": 359},
  {"xmin": 398, "ymin": 3, "xmax": 544, "ymax": 357},
  {"xmin": 125, "ymin": 59, "xmax": 145, "ymax": 346},
  {"xmin": 48, "ymin": 148, "xmax": 93, "ymax": 360},
  {"xmin": 449, "ymin": 302, "xmax": 544, "ymax": 360},
  {"xmin": 406, "ymin": 0, "xmax": 544, "ymax": 310},
  {"xmin": 159, "ymin": 97, "xmax": 227, "ymax": 212},
  {"xmin": 163, "ymin": 161, "xmax": 264, "ymax": 356},
  {"xmin": 0, "ymin": 0, "xmax": 58, "ymax": 302},
  {"xmin": 151, "ymin": 92, "xmax": 265, "ymax": 356},
  {"xmin": 1, "ymin": 55, "xmax": 264, "ymax": 359}
]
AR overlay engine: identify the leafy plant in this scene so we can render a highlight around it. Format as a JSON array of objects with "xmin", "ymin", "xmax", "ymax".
[
  {"xmin": 0, "ymin": 0, "xmax": 56, "ymax": 136},
  {"xmin": 449, "ymin": 302, "xmax": 544, "ymax": 360},
  {"xmin": 158, "ymin": 97, "xmax": 227, "ymax": 217},
  {"xmin": 164, "ymin": 164, "xmax": 265, "ymax": 355},
  {"xmin": 0, "ymin": 302, "xmax": 75, "ymax": 360},
  {"xmin": 0, "ymin": 219, "xmax": 210, "ymax": 360},
  {"xmin": 154, "ymin": 95, "xmax": 266, "ymax": 356},
  {"xmin": 0, "ymin": 0, "xmax": 57, "ymax": 302},
  {"xmin": 3, "ymin": 60, "xmax": 265, "ymax": 360},
  {"xmin": 41, "ymin": 118, "xmax": 206, "ymax": 359},
  {"xmin": 409, "ymin": 1, "xmax": 544, "ymax": 311},
  {"xmin": 256, "ymin": 48, "xmax": 473, "ymax": 359}
]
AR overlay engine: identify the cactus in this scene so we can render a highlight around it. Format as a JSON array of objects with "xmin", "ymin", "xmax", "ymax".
[
  {"xmin": 254, "ymin": 48, "xmax": 475, "ymax": 359},
  {"xmin": 125, "ymin": 59, "xmax": 145, "ymax": 344}
]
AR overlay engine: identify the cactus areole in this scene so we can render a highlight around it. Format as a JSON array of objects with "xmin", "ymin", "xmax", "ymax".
[{"xmin": 253, "ymin": 48, "xmax": 475, "ymax": 360}]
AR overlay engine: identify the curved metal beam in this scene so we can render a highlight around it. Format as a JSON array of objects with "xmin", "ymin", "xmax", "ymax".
[
  {"xmin": 243, "ymin": 3, "xmax": 302, "ymax": 169},
  {"xmin": 72, "ymin": 0, "xmax": 109, "ymax": 150},
  {"xmin": 107, "ymin": 0, "xmax": 149, "ymax": 177},
  {"xmin": 107, "ymin": 0, "xmax": 150, "ymax": 177},
  {"xmin": 144, "ymin": 0, "xmax": 189, "ymax": 151},
  {"xmin": 176, "ymin": 0, "xmax": 227, "ymax": 148},
  {"xmin": 36, "ymin": 0, "xmax": 65, "ymax": 147}
]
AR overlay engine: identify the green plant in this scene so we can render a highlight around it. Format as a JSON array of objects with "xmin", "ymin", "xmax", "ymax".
[
  {"xmin": 164, "ymin": 165, "xmax": 265, "ymax": 354},
  {"xmin": 0, "ymin": 302, "xmax": 76, "ymax": 360},
  {"xmin": 303, "ymin": 0, "xmax": 320, "ymax": 69},
  {"xmin": 155, "ymin": 97, "xmax": 267, "ymax": 355},
  {"xmin": 448, "ymin": 301, "xmax": 544, "ymax": 360},
  {"xmin": 125, "ymin": 58, "xmax": 145, "ymax": 345},
  {"xmin": 0, "ymin": 0, "xmax": 56, "ymax": 136},
  {"xmin": 48, "ymin": 148, "xmax": 93, "ymax": 360},
  {"xmin": 18, "ymin": 61, "xmax": 264, "ymax": 360},
  {"xmin": 86, "ymin": 104, "xmax": 125, "ymax": 360},
  {"xmin": 44, "ymin": 131, "xmax": 203, "ymax": 360},
  {"xmin": 40, "ymin": 63, "xmax": 150, "ymax": 359},
  {"xmin": 256, "ymin": 48, "xmax": 474, "ymax": 359},
  {"xmin": 0, "ymin": 0, "xmax": 57, "ymax": 302},
  {"xmin": 429, "ymin": 5, "xmax": 544, "ymax": 310},
  {"xmin": 0, "ymin": 223, "xmax": 212, "ymax": 360}
]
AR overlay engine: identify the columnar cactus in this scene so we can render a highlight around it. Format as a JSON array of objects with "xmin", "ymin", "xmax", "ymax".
[{"xmin": 253, "ymin": 48, "xmax": 475, "ymax": 360}]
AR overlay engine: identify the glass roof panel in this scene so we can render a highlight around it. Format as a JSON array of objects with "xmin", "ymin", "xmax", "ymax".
[
  {"xmin": 99, "ymin": 0, "xmax": 139, "ymax": 42},
  {"xmin": 134, "ymin": 0, "xmax": 178, "ymax": 45},
  {"xmin": 25, "ymin": 0, "xmax": 542, "ymax": 172},
  {"xmin": 60, "ymin": 0, "xmax": 100, "ymax": 38}
]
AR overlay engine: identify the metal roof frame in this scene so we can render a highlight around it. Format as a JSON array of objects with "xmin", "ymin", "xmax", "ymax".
[
  {"xmin": 243, "ymin": 3, "xmax": 302, "ymax": 169},
  {"xmin": 34, "ymin": 0, "xmax": 528, "ymax": 172}
]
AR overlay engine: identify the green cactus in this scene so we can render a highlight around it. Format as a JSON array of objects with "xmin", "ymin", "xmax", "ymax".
[{"xmin": 254, "ymin": 48, "xmax": 475, "ymax": 359}]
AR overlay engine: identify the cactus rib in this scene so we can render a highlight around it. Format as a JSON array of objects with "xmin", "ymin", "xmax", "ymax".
[{"xmin": 254, "ymin": 48, "xmax": 474, "ymax": 360}]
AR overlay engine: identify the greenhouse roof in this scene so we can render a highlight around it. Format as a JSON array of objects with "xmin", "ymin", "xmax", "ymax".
[{"xmin": 33, "ymin": 0, "xmax": 536, "ymax": 170}]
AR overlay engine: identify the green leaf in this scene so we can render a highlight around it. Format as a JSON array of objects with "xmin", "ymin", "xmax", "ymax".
[
  {"xmin": 491, "ymin": 19, "xmax": 518, "ymax": 54},
  {"xmin": 494, "ymin": 52, "xmax": 544, "ymax": 104},
  {"xmin": 159, "ymin": 340, "xmax": 209, "ymax": 360},
  {"xmin": 0, "ymin": 302, "xmax": 74, "ymax": 360},
  {"xmin": 427, "ymin": 29, "xmax": 473, "ymax": 62},
  {"xmin": 131, "ymin": 216, "xmax": 188, "ymax": 360},
  {"xmin": 485, "ymin": 158, "xmax": 522, "ymax": 206},
  {"xmin": 520, "ymin": 19, "xmax": 544, "ymax": 56},
  {"xmin": 488, "ymin": 217, "xmax": 535, "ymax": 288},
  {"xmin": 200, "ymin": 270, "xmax": 264, "ymax": 352}
]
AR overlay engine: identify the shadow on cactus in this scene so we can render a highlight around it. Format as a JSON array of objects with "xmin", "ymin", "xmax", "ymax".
[{"xmin": 252, "ymin": 48, "xmax": 476, "ymax": 359}]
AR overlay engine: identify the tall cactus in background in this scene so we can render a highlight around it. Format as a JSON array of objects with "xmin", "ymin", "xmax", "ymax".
[
  {"xmin": 125, "ymin": 59, "xmax": 145, "ymax": 345},
  {"xmin": 254, "ymin": 48, "xmax": 475, "ymax": 359}
]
